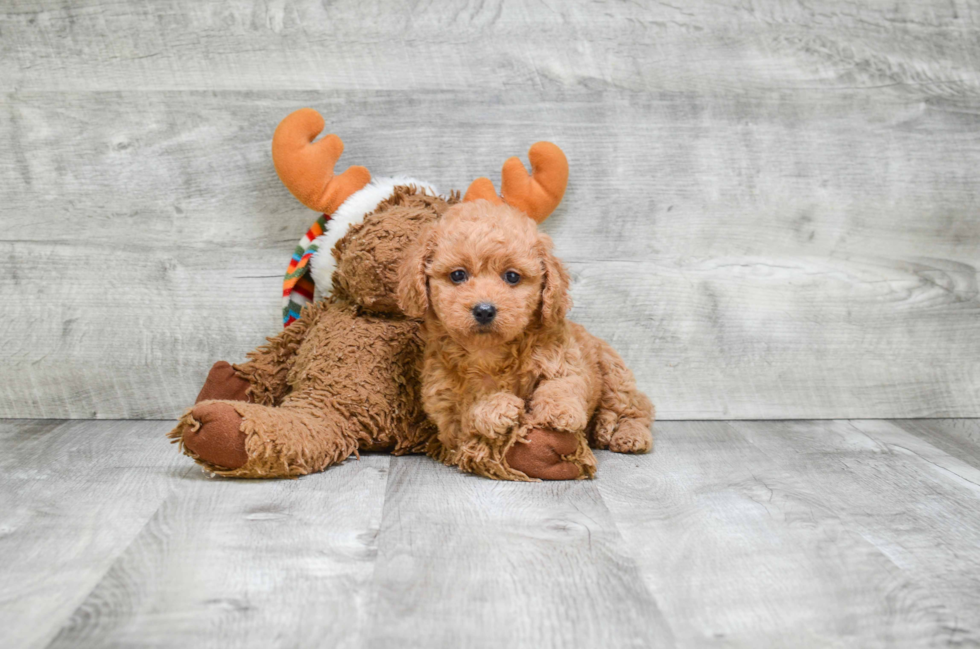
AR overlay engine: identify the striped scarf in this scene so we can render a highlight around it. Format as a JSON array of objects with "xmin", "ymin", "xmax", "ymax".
[{"xmin": 282, "ymin": 213, "xmax": 330, "ymax": 327}]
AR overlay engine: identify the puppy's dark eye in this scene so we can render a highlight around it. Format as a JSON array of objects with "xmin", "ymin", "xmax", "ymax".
[
  {"xmin": 503, "ymin": 270, "xmax": 521, "ymax": 285},
  {"xmin": 450, "ymin": 269, "xmax": 468, "ymax": 284}
]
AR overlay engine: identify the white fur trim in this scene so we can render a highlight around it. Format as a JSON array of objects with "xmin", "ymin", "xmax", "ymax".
[{"xmin": 309, "ymin": 176, "xmax": 439, "ymax": 297}]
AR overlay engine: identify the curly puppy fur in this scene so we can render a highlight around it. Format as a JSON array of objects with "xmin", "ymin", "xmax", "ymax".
[{"xmin": 398, "ymin": 200, "xmax": 654, "ymax": 481}]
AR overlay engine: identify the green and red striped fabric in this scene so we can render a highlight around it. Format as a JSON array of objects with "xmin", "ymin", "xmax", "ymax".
[{"xmin": 282, "ymin": 213, "xmax": 330, "ymax": 327}]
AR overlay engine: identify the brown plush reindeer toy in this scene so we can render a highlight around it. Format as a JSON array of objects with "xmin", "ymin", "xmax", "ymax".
[{"xmin": 169, "ymin": 107, "xmax": 601, "ymax": 480}]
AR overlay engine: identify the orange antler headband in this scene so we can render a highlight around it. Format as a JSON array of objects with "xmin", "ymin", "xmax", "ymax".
[
  {"xmin": 462, "ymin": 141, "xmax": 569, "ymax": 223},
  {"xmin": 271, "ymin": 108, "xmax": 371, "ymax": 214},
  {"xmin": 273, "ymin": 108, "xmax": 568, "ymax": 221}
]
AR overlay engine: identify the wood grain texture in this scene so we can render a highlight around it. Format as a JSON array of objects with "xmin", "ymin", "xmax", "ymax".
[
  {"xmin": 2, "ymin": 0, "xmax": 979, "ymax": 94},
  {"xmin": 0, "ymin": 419, "xmax": 186, "ymax": 649},
  {"xmin": 364, "ymin": 455, "xmax": 674, "ymax": 649},
  {"xmin": 890, "ymin": 418, "xmax": 980, "ymax": 471},
  {"xmin": 3, "ymin": 418, "xmax": 980, "ymax": 647},
  {"xmin": 44, "ymin": 453, "xmax": 390, "ymax": 649},
  {"xmin": 2, "ymin": 0, "xmax": 980, "ymax": 418},
  {"xmin": 597, "ymin": 420, "xmax": 980, "ymax": 647}
]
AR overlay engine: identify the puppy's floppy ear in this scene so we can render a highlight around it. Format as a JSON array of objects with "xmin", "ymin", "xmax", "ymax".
[
  {"xmin": 397, "ymin": 224, "xmax": 437, "ymax": 318},
  {"xmin": 538, "ymin": 233, "xmax": 571, "ymax": 327}
]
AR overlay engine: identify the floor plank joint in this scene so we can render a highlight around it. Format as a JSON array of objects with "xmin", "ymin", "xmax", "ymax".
[{"xmin": 2, "ymin": 419, "xmax": 979, "ymax": 647}]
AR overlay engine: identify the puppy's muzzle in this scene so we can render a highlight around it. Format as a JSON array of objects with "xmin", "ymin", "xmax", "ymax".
[{"xmin": 472, "ymin": 303, "xmax": 497, "ymax": 326}]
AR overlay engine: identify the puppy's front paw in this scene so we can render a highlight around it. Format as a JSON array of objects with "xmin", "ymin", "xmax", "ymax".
[
  {"xmin": 609, "ymin": 419, "xmax": 653, "ymax": 454},
  {"xmin": 530, "ymin": 401, "xmax": 590, "ymax": 433},
  {"xmin": 469, "ymin": 393, "xmax": 525, "ymax": 439}
]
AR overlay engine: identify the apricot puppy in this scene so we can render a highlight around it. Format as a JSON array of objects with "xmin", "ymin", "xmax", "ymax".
[{"xmin": 398, "ymin": 200, "xmax": 654, "ymax": 481}]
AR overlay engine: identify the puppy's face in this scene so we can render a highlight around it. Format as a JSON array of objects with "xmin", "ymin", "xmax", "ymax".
[{"xmin": 399, "ymin": 201, "xmax": 570, "ymax": 350}]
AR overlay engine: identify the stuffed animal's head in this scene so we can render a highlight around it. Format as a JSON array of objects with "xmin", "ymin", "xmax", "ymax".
[
  {"xmin": 328, "ymin": 187, "xmax": 451, "ymax": 314},
  {"xmin": 272, "ymin": 107, "xmax": 568, "ymax": 319},
  {"xmin": 398, "ymin": 200, "xmax": 570, "ymax": 348}
]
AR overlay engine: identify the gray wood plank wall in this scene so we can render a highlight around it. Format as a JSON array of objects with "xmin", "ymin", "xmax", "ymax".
[{"xmin": 2, "ymin": 0, "xmax": 979, "ymax": 419}]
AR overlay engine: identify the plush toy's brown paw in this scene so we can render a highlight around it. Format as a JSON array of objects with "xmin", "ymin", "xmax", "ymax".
[
  {"xmin": 182, "ymin": 402, "xmax": 248, "ymax": 469},
  {"xmin": 195, "ymin": 361, "xmax": 252, "ymax": 404},
  {"xmin": 609, "ymin": 418, "xmax": 653, "ymax": 454},
  {"xmin": 505, "ymin": 428, "xmax": 585, "ymax": 480}
]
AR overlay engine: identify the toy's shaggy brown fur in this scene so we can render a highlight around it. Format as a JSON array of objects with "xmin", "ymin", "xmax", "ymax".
[
  {"xmin": 168, "ymin": 188, "xmax": 447, "ymax": 477},
  {"xmin": 398, "ymin": 201, "xmax": 654, "ymax": 481}
]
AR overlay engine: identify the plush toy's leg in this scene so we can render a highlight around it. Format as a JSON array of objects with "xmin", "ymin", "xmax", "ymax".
[
  {"xmin": 440, "ymin": 426, "xmax": 596, "ymax": 482},
  {"xmin": 233, "ymin": 302, "xmax": 321, "ymax": 406},
  {"xmin": 179, "ymin": 401, "xmax": 249, "ymax": 469},
  {"xmin": 170, "ymin": 390, "xmax": 362, "ymax": 478},
  {"xmin": 589, "ymin": 339, "xmax": 654, "ymax": 454},
  {"xmin": 195, "ymin": 361, "xmax": 252, "ymax": 403},
  {"xmin": 505, "ymin": 428, "xmax": 597, "ymax": 480}
]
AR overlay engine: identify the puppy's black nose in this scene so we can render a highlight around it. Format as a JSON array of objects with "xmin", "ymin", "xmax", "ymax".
[{"xmin": 472, "ymin": 303, "xmax": 497, "ymax": 325}]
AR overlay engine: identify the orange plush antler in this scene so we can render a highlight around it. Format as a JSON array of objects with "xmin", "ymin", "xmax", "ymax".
[
  {"xmin": 463, "ymin": 142, "xmax": 569, "ymax": 223},
  {"xmin": 272, "ymin": 108, "xmax": 371, "ymax": 214}
]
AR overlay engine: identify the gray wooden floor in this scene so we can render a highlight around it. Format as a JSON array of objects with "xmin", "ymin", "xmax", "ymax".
[{"xmin": 2, "ymin": 419, "xmax": 979, "ymax": 648}]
